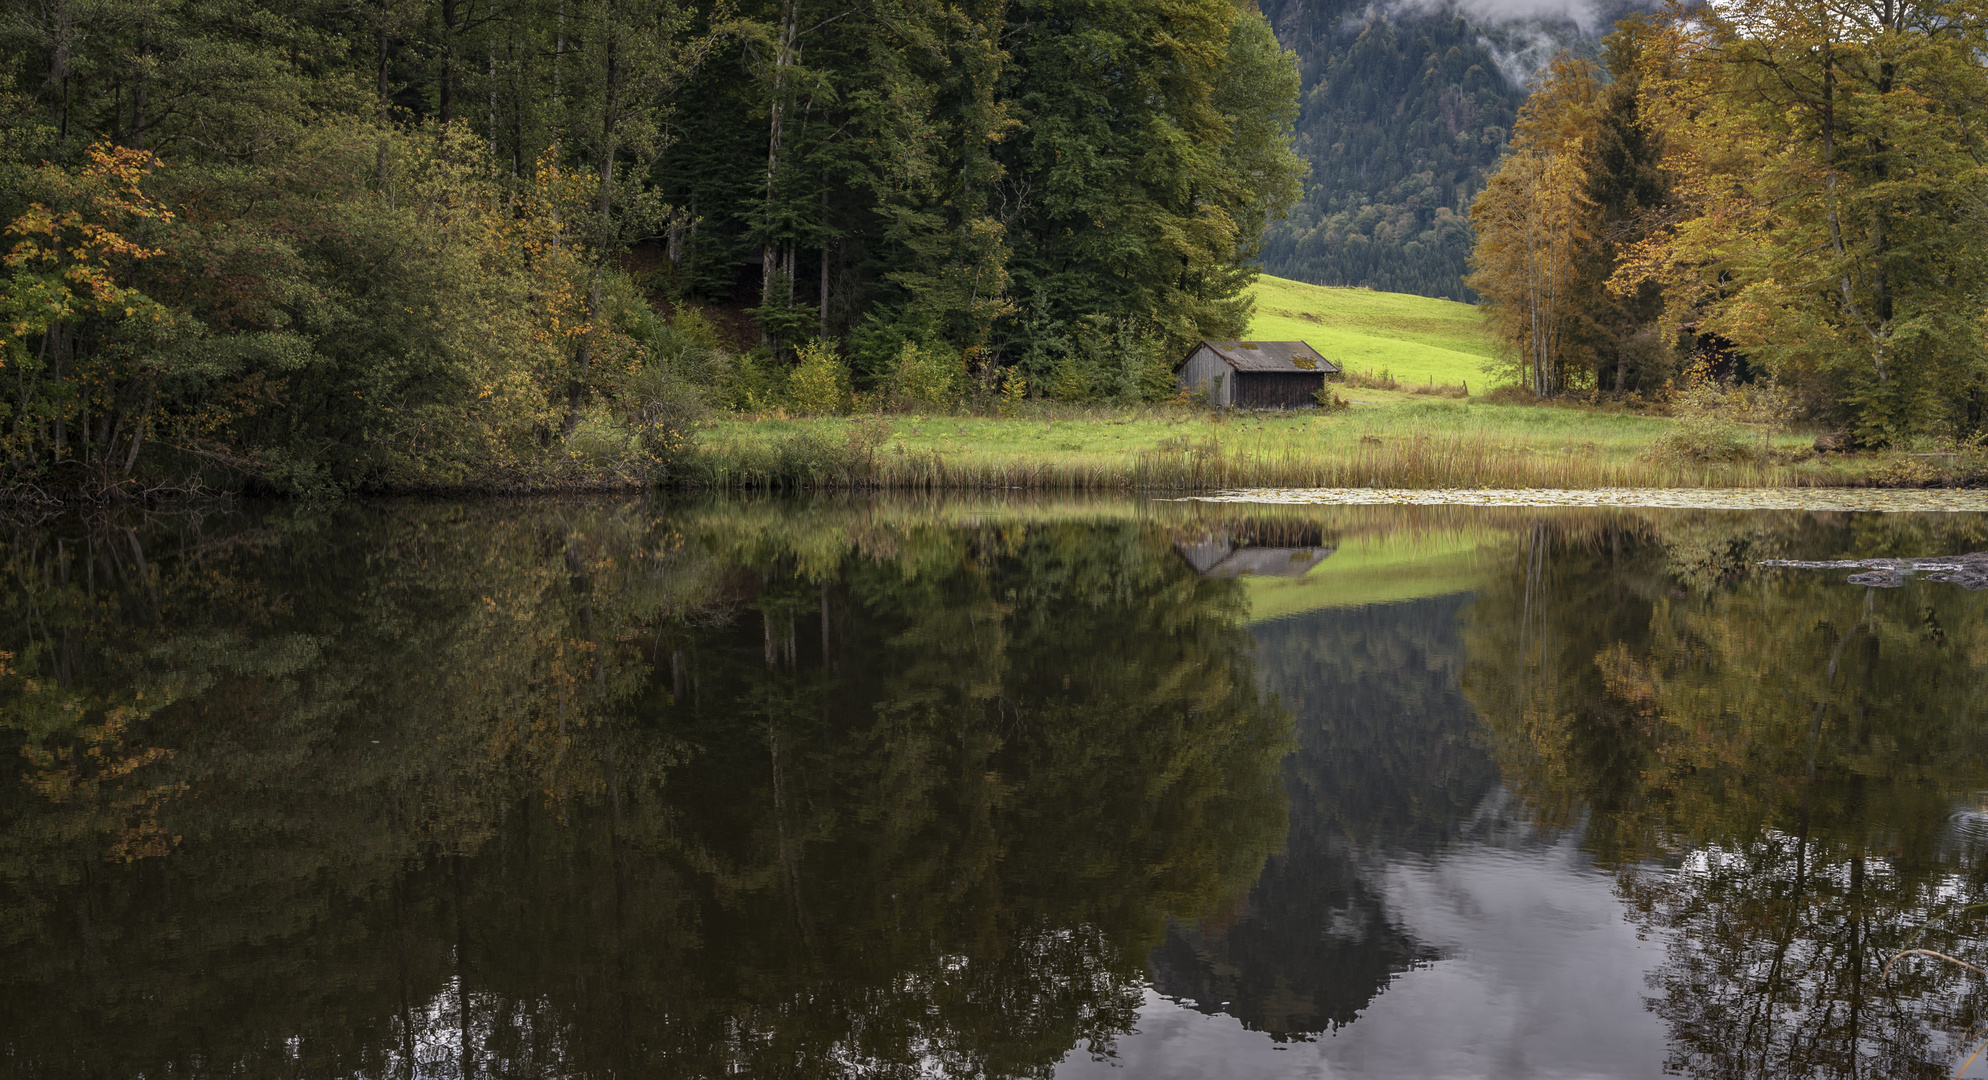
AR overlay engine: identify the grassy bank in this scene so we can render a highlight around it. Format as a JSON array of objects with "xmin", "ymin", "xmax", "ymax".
[
  {"xmin": 680, "ymin": 390, "xmax": 1917, "ymax": 491},
  {"xmin": 1244, "ymin": 275, "xmax": 1499, "ymax": 389}
]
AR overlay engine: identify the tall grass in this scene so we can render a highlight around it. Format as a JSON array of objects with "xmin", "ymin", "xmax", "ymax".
[{"xmin": 677, "ymin": 425, "xmax": 1799, "ymax": 491}]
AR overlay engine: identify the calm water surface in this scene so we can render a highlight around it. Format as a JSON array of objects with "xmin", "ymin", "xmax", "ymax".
[{"xmin": 5, "ymin": 495, "xmax": 1988, "ymax": 1079}]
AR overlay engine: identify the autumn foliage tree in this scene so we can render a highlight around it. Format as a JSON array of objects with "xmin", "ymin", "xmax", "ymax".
[
  {"xmin": 1, "ymin": 144, "xmax": 175, "ymax": 483},
  {"xmin": 1612, "ymin": 0, "xmax": 1988, "ymax": 446},
  {"xmin": 1472, "ymin": 1, "xmax": 1988, "ymax": 439},
  {"xmin": 1466, "ymin": 55, "xmax": 1600, "ymax": 398}
]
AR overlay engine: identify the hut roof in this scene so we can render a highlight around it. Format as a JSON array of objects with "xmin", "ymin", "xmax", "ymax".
[
  {"xmin": 1175, "ymin": 533, "xmax": 1335, "ymax": 578},
  {"xmin": 1188, "ymin": 340, "xmax": 1341, "ymax": 374}
]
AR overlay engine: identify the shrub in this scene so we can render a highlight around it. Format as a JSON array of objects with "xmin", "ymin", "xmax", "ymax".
[
  {"xmin": 1028, "ymin": 313, "xmax": 1176, "ymax": 405},
  {"xmin": 729, "ymin": 352, "xmax": 789, "ymax": 412},
  {"xmin": 1645, "ymin": 415, "xmax": 1756, "ymax": 464},
  {"xmin": 788, "ymin": 339, "xmax": 853, "ymax": 416},
  {"xmin": 619, "ymin": 310, "xmax": 727, "ymax": 468},
  {"xmin": 998, "ymin": 370, "xmax": 1029, "ymax": 416},
  {"xmin": 1313, "ymin": 385, "xmax": 1350, "ymax": 412},
  {"xmin": 882, "ymin": 341, "xmax": 963, "ymax": 412},
  {"xmin": 1645, "ymin": 360, "xmax": 1793, "ymax": 465}
]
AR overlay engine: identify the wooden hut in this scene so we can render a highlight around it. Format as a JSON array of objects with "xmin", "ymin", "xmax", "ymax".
[
  {"xmin": 1175, "ymin": 531, "xmax": 1334, "ymax": 578},
  {"xmin": 1177, "ymin": 340, "xmax": 1340, "ymax": 409}
]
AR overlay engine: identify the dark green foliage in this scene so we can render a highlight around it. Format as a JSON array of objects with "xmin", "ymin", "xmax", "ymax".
[
  {"xmin": 1256, "ymin": 4, "xmax": 1529, "ymax": 300},
  {"xmin": 0, "ymin": 0, "xmax": 1306, "ymax": 493},
  {"xmin": 1570, "ymin": 19, "xmax": 1673, "ymax": 393}
]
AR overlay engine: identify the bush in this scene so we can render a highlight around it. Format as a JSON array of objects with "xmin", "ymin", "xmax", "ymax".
[
  {"xmin": 1643, "ymin": 359, "xmax": 1790, "ymax": 465},
  {"xmin": 728, "ymin": 352, "xmax": 789, "ymax": 412},
  {"xmin": 788, "ymin": 340, "xmax": 853, "ymax": 416},
  {"xmin": 997, "ymin": 369, "xmax": 1029, "ymax": 416},
  {"xmin": 1645, "ymin": 415, "xmax": 1756, "ymax": 464},
  {"xmin": 1028, "ymin": 314, "xmax": 1177, "ymax": 405},
  {"xmin": 882, "ymin": 341, "xmax": 963, "ymax": 412}
]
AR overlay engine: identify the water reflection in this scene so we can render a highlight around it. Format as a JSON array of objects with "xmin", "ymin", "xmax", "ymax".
[{"xmin": 3, "ymin": 498, "xmax": 1988, "ymax": 1078}]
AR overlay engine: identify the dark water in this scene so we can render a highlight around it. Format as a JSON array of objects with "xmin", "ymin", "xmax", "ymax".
[{"xmin": 5, "ymin": 497, "xmax": 1988, "ymax": 1079}]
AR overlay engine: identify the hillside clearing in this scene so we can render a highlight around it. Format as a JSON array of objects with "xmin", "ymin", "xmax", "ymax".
[{"xmin": 1245, "ymin": 275, "xmax": 1502, "ymax": 390}]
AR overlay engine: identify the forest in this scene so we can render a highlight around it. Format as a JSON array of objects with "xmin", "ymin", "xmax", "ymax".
[
  {"xmin": 1467, "ymin": 1, "xmax": 1988, "ymax": 447},
  {"xmin": 0, "ymin": 0, "xmax": 1304, "ymax": 495},
  {"xmin": 1252, "ymin": 1, "xmax": 1528, "ymax": 301}
]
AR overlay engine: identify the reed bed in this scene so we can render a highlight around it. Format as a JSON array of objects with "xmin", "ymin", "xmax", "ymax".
[{"xmin": 678, "ymin": 424, "xmax": 1801, "ymax": 492}]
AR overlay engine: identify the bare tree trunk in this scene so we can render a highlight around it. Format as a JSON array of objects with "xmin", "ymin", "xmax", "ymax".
[
  {"xmin": 46, "ymin": 0, "xmax": 72, "ymax": 138},
  {"xmin": 487, "ymin": 49, "xmax": 498, "ymax": 158},
  {"xmin": 132, "ymin": 28, "xmax": 148, "ymax": 151},
  {"xmin": 760, "ymin": 0, "xmax": 798, "ymax": 341},
  {"xmin": 567, "ymin": 1, "xmax": 625, "ymax": 436},
  {"xmin": 122, "ymin": 384, "xmax": 153, "ymax": 477},
  {"xmin": 375, "ymin": 0, "xmax": 394, "ymax": 180},
  {"xmin": 553, "ymin": 0, "xmax": 568, "ymax": 133},
  {"xmin": 438, "ymin": 0, "xmax": 458, "ymax": 123}
]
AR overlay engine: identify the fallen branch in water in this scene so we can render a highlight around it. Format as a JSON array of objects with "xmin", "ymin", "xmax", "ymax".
[{"xmin": 1883, "ymin": 948, "xmax": 1988, "ymax": 981}]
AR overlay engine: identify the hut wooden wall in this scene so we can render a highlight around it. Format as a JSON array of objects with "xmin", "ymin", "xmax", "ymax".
[
  {"xmin": 1178, "ymin": 346, "xmax": 1233, "ymax": 406},
  {"xmin": 1234, "ymin": 371, "xmax": 1324, "ymax": 409}
]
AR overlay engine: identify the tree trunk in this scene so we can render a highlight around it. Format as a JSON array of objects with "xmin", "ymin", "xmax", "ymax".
[
  {"xmin": 132, "ymin": 29, "xmax": 148, "ymax": 151},
  {"xmin": 48, "ymin": 0, "xmax": 72, "ymax": 138},
  {"xmin": 761, "ymin": 0, "xmax": 798, "ymax": 336},
  {"xmin": 487, "ymin": 49, "xmax": 498, "ymax": 158},
  {"xmin": 566, "ymin": 0, "xmax": 625, "ymax": 436}
]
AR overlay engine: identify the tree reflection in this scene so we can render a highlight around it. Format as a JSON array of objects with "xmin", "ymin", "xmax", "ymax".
[
  {"xmin": 1150, "ymin": 595, "xmax": 1498, "ymax": 1038},
  {"xmin": 1464, "ymin": 511, "xmax": 1988, "ymax": 1079},
  {"xmin": 0, "ymin": 499, "xmax": 1291, "ymax": 1079}
]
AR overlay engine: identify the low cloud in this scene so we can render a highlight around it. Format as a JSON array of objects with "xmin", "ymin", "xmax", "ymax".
[
  {"xmin": 1347, "ymin": 0, "xmax": 1604, "ymax": 86},
  {"xmin": 1389, "ymin": 0, "xmax": 1600, "ymax": 32}
]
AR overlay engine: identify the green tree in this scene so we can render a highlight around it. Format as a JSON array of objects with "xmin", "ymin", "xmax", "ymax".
[
  {"xmin": 1617, "ymin": 0, "xmax": 1988, "ymax": 444},
  {"xmin": 998, "ymin": 0, "xmax": 1303, "ymax": 354}
]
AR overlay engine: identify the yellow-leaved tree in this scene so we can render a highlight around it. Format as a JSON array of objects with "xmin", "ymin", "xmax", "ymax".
[
  {"xmin": 1613, "ymin": 0, "xmax": 1988, "ymax": 445},
  {"xmin": 1, "ymin": 144, "xmax": 177, "ymax": 483},
  {"xmin": 1468, "ymin": 56, "xmax": 1601, "ymax": 398}
]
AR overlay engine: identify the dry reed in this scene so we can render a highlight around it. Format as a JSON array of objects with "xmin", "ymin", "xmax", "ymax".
[{"xmin": 680, "ymin": 428, "xmax": 1798, "ymax": 492}]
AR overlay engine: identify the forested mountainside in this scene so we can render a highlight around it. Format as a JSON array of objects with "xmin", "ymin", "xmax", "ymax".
[{"xmin": 1257, "ymin": 0, "xmax": 1644, "ymax": 300}]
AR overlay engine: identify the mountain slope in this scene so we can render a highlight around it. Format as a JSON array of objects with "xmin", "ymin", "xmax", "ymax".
[
  {"xmin": 1258, "ymin": 1, "xmax": 1645, "ymax": 300},
  {"xmin": 1258, "ymin": 7, "xmax": 1526, "ymax": 300}
]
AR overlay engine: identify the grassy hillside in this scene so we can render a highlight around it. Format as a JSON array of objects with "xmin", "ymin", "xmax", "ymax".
[{"xmin": 1245, "ymin": 274, "xmax": 1503, "ymax": 389}]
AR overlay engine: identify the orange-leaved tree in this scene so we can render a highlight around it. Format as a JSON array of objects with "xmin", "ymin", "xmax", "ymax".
[
  {"xmin": 1, "ymin": 143, "xmax": 177, "ymax": 484},
  {"xmin": 1468, "ymin": 55, "xmax": 1601, "ymax": 398}
]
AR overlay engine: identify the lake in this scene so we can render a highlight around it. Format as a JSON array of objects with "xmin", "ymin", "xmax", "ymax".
[{"xmin": 4, "ymin": 494, "xmax": 1988, "ymax": 1079}]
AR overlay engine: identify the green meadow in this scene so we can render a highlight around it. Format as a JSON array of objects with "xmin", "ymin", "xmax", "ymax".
[
  {"xmin": 1244, "ymin": 274, "xmax": 1501, "ymax": 389},
  {"xmin": 689, "ymin": 394, "xmax": 1840, "ymax": 490},
  {"xmin": 685, "ymin": 278, "xmax": 1970, "ymax": 492}
]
